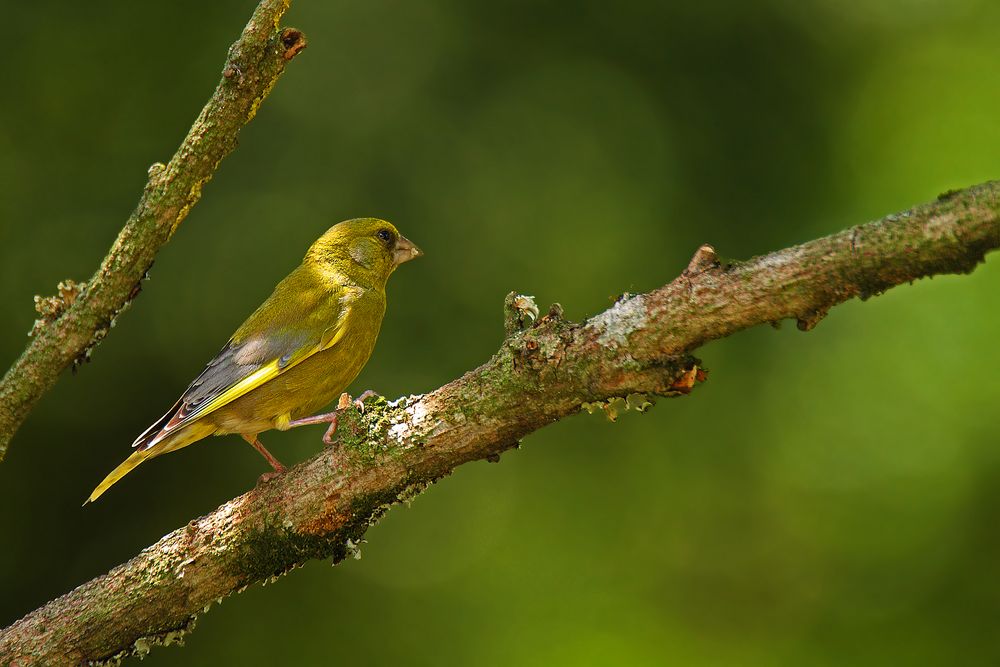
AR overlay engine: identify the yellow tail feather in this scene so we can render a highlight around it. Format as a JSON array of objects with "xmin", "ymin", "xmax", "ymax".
[
  {"xmin": 85, "ymin": 448, "xmax": 154, "ymax": 504},
  {"xmin": 85, "ymin": 423, "xmax": 215, "ymax": 504}
]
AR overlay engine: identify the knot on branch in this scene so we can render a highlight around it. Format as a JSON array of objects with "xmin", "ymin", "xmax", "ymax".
[
  {"xmin": 222, "ymin": 63, "xmax": 244, "ymax": 81},
  {"xmin": 503, "ymin": 292, "xmax": 539, "ymax": 335},
  {"xmin": 684, "ymin": 243, "xmax": 720, "ymax": 276},
  {"xmin": 579, "ymin": 357, "xmax": 706, "ymax": 423},
  {"xmin": 29, "ymin": 279, "xmax": 86, "ymax": 337},
  {"xmin": 538, "ymin": 302, "xmax": 564, "ymax": 325},
  {"xmin": 633, "ymin": 356, "xmax": 707, "ymax": 400},
  {"xmin": 222, "ymin": 27, "xmax": 306, "ymax": 85},
  {"xmin": 501, "ymin": 296, "xmax": 572, "ymax": 373},
  {"xmin": 796, "ymin": 306, "xmax": 830, "ymax": 331},
  {"xmin": 144, "ymin": 162, "xmax": 169, "ymax": 195},
  {"xmin": 280, "ymin": 28, "xmax": 307, "ymax": 60},
  {"xmin": 666, "ymin": 362, "xmax": 708, "ymax": 395}
]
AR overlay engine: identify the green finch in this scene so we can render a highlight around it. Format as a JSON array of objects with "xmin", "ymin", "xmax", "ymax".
[{"xmin": 87, "ymin": 218, "xmax": 421, "ymax": 503}]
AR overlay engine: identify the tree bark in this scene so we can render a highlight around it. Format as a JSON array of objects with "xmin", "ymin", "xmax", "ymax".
[
  {"xmin": 0, "ymin": 0, "xmax": 306, "ymax": 463},
  {"xmin": 2, "ymin": 182, "xmax": 997, "ymax": 665}
]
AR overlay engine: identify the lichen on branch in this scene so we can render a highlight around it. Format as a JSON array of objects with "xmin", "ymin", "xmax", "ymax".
[
  {"xmin": 0, "ymin": 0, "xmax": 307, "ymax": 462},
  {"xmin": 2, "ymin": 181, "xmax": 997, "ymax": 664}
]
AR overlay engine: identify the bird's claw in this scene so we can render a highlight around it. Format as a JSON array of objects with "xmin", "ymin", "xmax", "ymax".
[
  {"xmin": 256, "ymin": 469, "xmax": 284, "ymax": 486},
  {"xmin": 338, "ymin": 390, "xmax": 379, "ymax": 414},
  {"xmin": 353, "ymin": 389, "xmax": 379, "ymax": 413},
  {"xmin": 290, "ymin": 391, "xmax": 382, "ymax": 446},
  {"xmin": 321, "ymin": 415, "xmax": 339, "ymax": 446}
]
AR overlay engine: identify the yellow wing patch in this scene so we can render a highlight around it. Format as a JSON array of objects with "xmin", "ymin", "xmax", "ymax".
[
  {"xmin": 184, "ymin": 322, "xmax": 349, "ymax": 425},
  {"xmin": 143, "ymin": 320, "xmax": 351, "ymax": 451}
]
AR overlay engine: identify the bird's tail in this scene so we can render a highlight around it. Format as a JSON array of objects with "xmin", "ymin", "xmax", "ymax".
[
  {"xmin": 85, "ymin": 422, "xmax": 214, "ymax": 504},
  {"xmin": 85, "ymin": 448, "xmax": 154, "ymax": 504}
]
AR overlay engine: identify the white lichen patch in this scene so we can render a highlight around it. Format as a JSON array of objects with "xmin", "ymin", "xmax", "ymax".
[
  {"xmin": 923, "ymin": 212, "xmax": 958, "ymax": 241},
  {"xmin": 174, "ymin": 557, "xmax": 196, "ymax": 579},
  {"xmin": 581, "ymin": 394, "xmax": 654, "ymax": 422},
  {"xmin": 512, "ymin": 294, "xmax": 539, "ymax": 323},
  {"xmin": 97, "ymin": 619, "xmax": 195, "ymax": 666},
  {"xmin": 388, "ymin": 396, "xmax": 443, "ymax": 442},
  {"xmin": 627, "ymin": 394, "xmax": 654, "ymax": 412},
  {"xmin": 345, "ymin": 537, "xmax": 366, "ymax": 560},
  {"xmin": 133, "ymin": 638, "xmax": 152, "ymax": 659},
  {"xmin": 589, "ymin": 294, "xmax": 648, "ymax": 348},
  {"xmin": 385, "ymin": 394, "xmax": 425, "ymax": 441},
  {"xmin": 388, "ymin": 394, "xmax": 420, "ymax": 410},
  {"xmin": 397, "ymin": 480, "xmax": 432, "ymax": 507},
  {"xmin": 158, "ymin": 628, "xmax": 188, "ymax": 649},
  {"xmin": 387, "ymin": 409, "xmax": 414, "ymax": 442}
]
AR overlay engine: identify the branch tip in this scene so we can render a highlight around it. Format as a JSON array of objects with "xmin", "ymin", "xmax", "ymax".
[
  {"xmin": 796, "ymin": 309, "xmax": 829, "ymax": 331},
  {"xmin": 535, "ymin": 302, "xmax": 564, "ymax": 327},
  {"xmin": 685, "ymin": 243, "xmax": 719, "ymax": 275},
  {"xmin": 504, "ymin": 292, "xmax": 539, "ymax": 334}
]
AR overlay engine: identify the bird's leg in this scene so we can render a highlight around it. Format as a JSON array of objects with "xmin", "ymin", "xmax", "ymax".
[
  {"xmin": 286, "ymin": 412, "xmax": 339, "ymax": 427},
  {"xmin": 286, "ymin": 407, "xmax": 341, "ymax": 446},
  {"xmin": 241, "ymin": 434, "xmax": 286, "ymax": 484},
  {"xmin": 286, "ymin": 391, "xmax": 382, "ymax": 445}
]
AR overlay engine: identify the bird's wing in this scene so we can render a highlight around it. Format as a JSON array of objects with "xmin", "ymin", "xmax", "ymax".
[{"xmin": 133, "ymin": 282, "xmax": 362, "ymax": 451}]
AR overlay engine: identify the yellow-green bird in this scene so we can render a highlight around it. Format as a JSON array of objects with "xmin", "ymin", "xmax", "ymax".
[{"xmin": 87, "ymin": 218, "xmax": 421, "ymax": 503}]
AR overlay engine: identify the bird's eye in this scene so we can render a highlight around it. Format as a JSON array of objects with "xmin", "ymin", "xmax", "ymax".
[{"xmin": 376, "ymin": 229, "xmax": 395, "ymax": 246}]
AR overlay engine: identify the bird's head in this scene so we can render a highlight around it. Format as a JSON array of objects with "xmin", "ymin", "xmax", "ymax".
[{"xmin": 306, "ymin": 217, "xmax": 422, "ymax": 288}]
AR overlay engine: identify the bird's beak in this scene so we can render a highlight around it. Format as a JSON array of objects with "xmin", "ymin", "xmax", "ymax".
[{"xmin": 393, "ymin": 235, "xmax": 423, "ymax": 265}]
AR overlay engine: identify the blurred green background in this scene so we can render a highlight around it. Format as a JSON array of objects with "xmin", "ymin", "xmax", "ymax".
[{"xmin": 2, "ymin": 0, "xmax": 1000, "ymax": 664}]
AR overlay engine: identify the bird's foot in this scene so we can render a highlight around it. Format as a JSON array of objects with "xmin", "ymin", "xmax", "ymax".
[
  {"xmin": 322, "ymin": 413, "xmax": 340, "ymax": 446},
  {"xmin": 287, "ymin": 391, "xmax": 382, "ymax": 445},
  {"xmin": 338, "ymin": 390, "xmax": 379, "ymax": 412},
  {"xmin": 287, "ymin": 410, "xmax": 341, "ymax": 445},
  {"xmin": 256, "ymin": 468, "xmax": 285, "ymax": 485}
]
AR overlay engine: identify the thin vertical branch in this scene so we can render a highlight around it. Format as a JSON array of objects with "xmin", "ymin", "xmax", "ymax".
[{"xmin": 0, "ymin": 0, "xmax": 307, "ymax": 462}]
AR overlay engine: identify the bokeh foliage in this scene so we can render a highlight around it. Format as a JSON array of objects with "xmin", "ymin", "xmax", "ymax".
[{"xmin": 2, "ymin": 1, "xmax": 999, "ymax": 664}]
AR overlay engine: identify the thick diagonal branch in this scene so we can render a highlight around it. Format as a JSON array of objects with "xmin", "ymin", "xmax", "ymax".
[
  {"xmin": 2, "ymin": 183, "xmax": 998, "ymax": 664},
  {"xmin": 0, "ymin": 0, "xmax": 307, "ymax": 462}
]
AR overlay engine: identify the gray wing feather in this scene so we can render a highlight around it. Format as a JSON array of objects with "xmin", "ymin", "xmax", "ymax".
[
  {"xmin": 130, "ymin": 271, "xmax": 352, "ymax": 451},
  {"xmin": 132, "ymin": 329, "xmax": 311, "ymax": 450}
]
